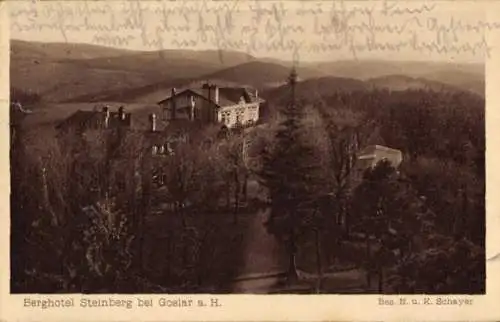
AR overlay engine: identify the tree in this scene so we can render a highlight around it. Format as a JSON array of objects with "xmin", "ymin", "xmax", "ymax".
[
  {"xmin": 351, "ymin": 160, "xmax": 431, "ymax": 292},
  {"xmin": 258, "ymin": 68, "xmax": 324, "ymax": 283},
  {"xmin": 81, "ymin": 198, "xmax": 135, "ymax": 292},
  {"xmin": 316, "ymin": 104, "xmax": 376, "ymax": 238},
  {"xmin": 10, "ymin": 102, "xmax": 39, "ymax": 291},
  {"xmin": 387, "ymin": 235, "xmax": 485, "ymax": 294},
  {"xmin": 156, "ymin": 134, "xmax": 221, "ymax": 202},
  {"xmin": 218, "ymin": 131, "xmax": 250, "ymax": 222},
  {"xmin": 10, "ymin": 123, "xmax": 153, "ymax": 292}
]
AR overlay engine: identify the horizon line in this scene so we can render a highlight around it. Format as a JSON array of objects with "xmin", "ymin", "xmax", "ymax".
[{"xmin": 10, "ymin": 38, "xmax": 485, "ymax": 67}]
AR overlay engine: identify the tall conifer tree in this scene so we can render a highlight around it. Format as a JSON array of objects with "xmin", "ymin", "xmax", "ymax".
[{"xmin": 259, "ymin": 68, "xmax": 322, "ymax": 283}]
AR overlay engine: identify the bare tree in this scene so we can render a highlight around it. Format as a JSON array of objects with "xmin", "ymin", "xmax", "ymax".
[
  {"xmin": 218, "ymin": 132, "xmax": 249, "ymax": 223},
  {"xmin": 314, "ymin": 101, "xmax": 377, "ymax": 238}
]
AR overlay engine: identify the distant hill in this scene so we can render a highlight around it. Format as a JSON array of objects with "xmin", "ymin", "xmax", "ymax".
[
  {"xmin": 303, "ymin": 60, "xmax": 484, "ymax": 95},
  {"xmin": 11, "ymin": 40, "xmax": 161, "ymax": 103},
  {"xmin": 67, "ymin": 78, "xmax": 258, "ymax": 104},
  {"xmin": 64, "ymin": 78, "xmax": 182, "ymax": 104},
  {"xmin": 205, "ymin": 59, "xmax": 485, "ymax": 95},
  {"xmin": 262, "ymin": 74, "xmax": 469, "ymax": 105},
  {"xmin": 67, "ymin": 49, "xmax": 255, "ymax": 81},
  {"xmin": 11, "ymin": 40, "xmax": 485, "ymax": 105},
  {"xmin": 263, "ymin": 76, "xmax": 367, "ymax": 103},
  {"xmin": 10, "ymin": 40, "xmax": 257, "ymax": 103},
  {"xmin": 366, "ymin": 75, "xmax": 462, "ymax": 93},
  {"xmin": 11, "ymin": 58, "xmax": 154, "ymax": 103},
  {"xmin": 202, "ymin": 61, "xmax": 327, "ymax": 89},
  {"xmin": 10, "ymin": 40, "xmax": 137, "ymax": 61},
  {"xmin": 73, "ymin": 70, "xmax": 480, "ymax": 105},
  {"xmin": 419, "ymin": 69, "xmax": 485, "ymax": 96},
  {"xmin": 73, "ymin": 62, "xmax": 324, "ymax": 103}
]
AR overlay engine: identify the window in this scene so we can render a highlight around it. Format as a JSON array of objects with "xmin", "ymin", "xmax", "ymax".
[
  {"xmin": 221, "ymin": 111, "xmax": 231, "ymax": 124},
  {"xmin": 235, "ymin": 109, "xmax": 245, "ymax": 125}
]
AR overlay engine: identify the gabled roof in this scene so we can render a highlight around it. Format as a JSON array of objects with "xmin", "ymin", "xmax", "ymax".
[
  {"xmin": 158, "ymin": 89, "xmax": 212, "ymax": 106},
  {"xmin": 55, "ymin": 110, "xmax": 96, "ymax": 129},
  {"xmin": 219, "ymin": 87, "xmax": 251, "ymax": 105},
  {"xmin": 157, "ymin": 86, "xmax": 264, "ymax": 108},
  {"xmin": 55, "ymin": 109, "xmax": 132, "ymax": 130}
]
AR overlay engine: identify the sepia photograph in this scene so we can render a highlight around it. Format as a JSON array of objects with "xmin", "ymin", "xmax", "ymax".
[{"xmin": 7, "ymin": 0, "xmax": 487, "ymax": 298}]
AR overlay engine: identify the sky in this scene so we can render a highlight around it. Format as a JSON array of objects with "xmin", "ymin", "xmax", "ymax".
[{"xmin": 7, "ymin": 0, "xmax": 495, "ymax": 63}]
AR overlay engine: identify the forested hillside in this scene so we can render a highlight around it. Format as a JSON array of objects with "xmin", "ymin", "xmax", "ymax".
[
  {"xmin": 11, "ymin": 78, "xmax": 485, "ymax": 293},
  {"xmin": 10, "ymin": 41, "xmax": 485, "ymax": 293}
]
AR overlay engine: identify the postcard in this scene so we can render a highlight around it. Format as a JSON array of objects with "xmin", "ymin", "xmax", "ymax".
[{"xmin": 1, "ymin": 0, "xmax": 499, "ymax": 321}]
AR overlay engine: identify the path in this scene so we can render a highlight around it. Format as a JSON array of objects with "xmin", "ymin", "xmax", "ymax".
[
  {"xmin": 230, "ymin": 208, "xmax": 373, "ymax": 293},
  {"xmin": 231, "ymin": 209, "xmax": 289, "ymax": 293}
]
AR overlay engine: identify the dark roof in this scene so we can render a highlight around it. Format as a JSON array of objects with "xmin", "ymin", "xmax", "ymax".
[
  {"xmin": 219, "ymin": 87, "xmax": 252, "ymax": 105},
  {"xmin": 56, "ymin": 109, "xmax": 132, "ymax": 131},
  {"xmin": 55, "ymin": 110, "xmax": 95, "ymax": 129},
  {"xmin": 158, "ymin": 86, "xmax": 264, "ymax": 108},
  {"xmin": 158, "ymin": 89, "xmax": 213, "ymax": 106}
]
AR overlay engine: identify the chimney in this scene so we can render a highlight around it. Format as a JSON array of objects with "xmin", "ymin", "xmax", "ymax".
[
  {"xmin": 202, "ymin": 82, "xmax": 210, "ymax": 100},
  {"xmin": 189, "ymin": 101, "xmax": 195, "ymax": 120},
  {"xmin": 171, "ymin": 88, "xmax": 177, "ymax": 120},
  {"xmin": 149, "ymin": 113, "xmax": 157, "ymax": 132},
  {"xmin": 189, "ymin": 95, "xmax": 196, "ymax": 120},
  {"xmin": 102, "ymin": 106, "xmax": 110, "ymax": 128},
  {"xmin": 118, "ymin": 106, "xmax": 125, "ymax": 120},
  {"xmin": 212, "ymin": 85, "xmax": 219, "ymax": 104}
]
